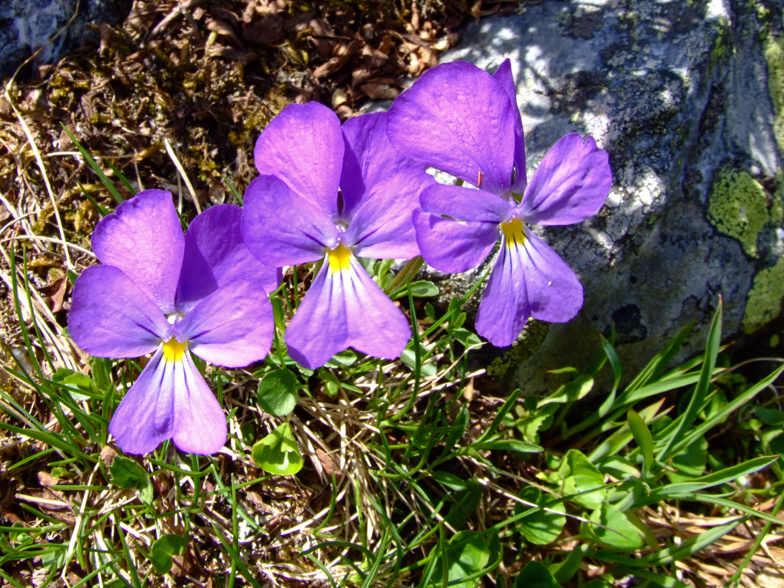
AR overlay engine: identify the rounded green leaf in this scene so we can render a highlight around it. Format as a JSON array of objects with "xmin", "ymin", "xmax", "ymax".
[
  {"xmin": 582, "ymin": 503, "xmax": 644, "ymax": 550},
  {"xmin": 109, "ymin": 456, "xmax": 153, "ymax": 505},
  {"xmin": 515, "ymin": 487, "xmax": 566, "ymax": 545},
  {"xmin": 432, "ymin": 530, "xmax": 492, "ymax": 588},
  {"xmin": 257, "ymin": 368, "xmax": 299, "ymax": 417},
  {"xmin": 512, "ymin": 561, "xmax": 561, "ymax": 588},
  {"xmin": 251, "ymin": 422, "xmax": 303, "ymax": 476},
  {"xmin": 151, "ymin": 534, "xmax": 188, "ymax": 574},
  {"xmin": 558, "ymin": 449, "xmax": 606, "ymax": 510}
]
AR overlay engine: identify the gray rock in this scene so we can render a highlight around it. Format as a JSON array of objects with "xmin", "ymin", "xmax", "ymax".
[
  {"xmin": 0, "ymin": 0, "xmax": 131, "ymax": 79},
  {"xmin": 427, "ymin": 0, "xmax": 784, "ymax": 392}
]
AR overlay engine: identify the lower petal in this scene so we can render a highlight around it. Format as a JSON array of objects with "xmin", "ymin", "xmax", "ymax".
[
  {"xmin": 475, "ymin": 228, "xmax": 583, "ymax": 347},
  {"xmin": 171, "ymin": 353, "xmax": 227, "ymax": 455},
  {"xmin": 109, "ymin": 348, "xmax": 175, "ymax": 454},
  {"xmin": 286, "ymin": 255, "xmax": 410, "ymax": 369}
]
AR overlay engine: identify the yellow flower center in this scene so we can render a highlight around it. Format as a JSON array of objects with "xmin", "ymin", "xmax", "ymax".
[
  {"xmin": 162, "ymin": 338, "xmax": 187, "ymax": 362},
  {"xmin": 327, "ymin": 243, "xmax": 352, "ymax": 273},
  {"xmin": 500, "ymin": 218, "xmax": 526, "ymax": 249}
]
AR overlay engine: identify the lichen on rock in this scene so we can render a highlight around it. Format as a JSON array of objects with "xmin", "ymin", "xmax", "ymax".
[
  {"xmin": 764, "ymin": 34, "xmax": 784, "ymax": 156},
  {"xmin": 743, "ymin": 257, "xmax": 784, "ymax": 334},
  {"xmin": 707, "ymin": 167, "xmax": 769, "ymax": 257},
  {"xmin": 485, "ymin": 320, "xmax": 549, "ymax": 380}
]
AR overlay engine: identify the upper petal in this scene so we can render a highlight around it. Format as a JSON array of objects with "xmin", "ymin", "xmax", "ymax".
[
  {"xmin": 176, "ymin": 204, "xmax": 281, "ymax": 313},
  {"xmin": 475, "ymin": 227, "xmax": 583, "ymax": 347},
  {"xmin": 109, "ymin": 348, "xmax": 175, "ymax": 454},
  {"xmin": 254, "ymin": 102, "xmax": 344, "ymax": 219},
  {"xmin": 492, "ymin": 59, "xmax": 527, "ymax": 194},
  {"xmin": 413, "ymin": 210, "xmax": 499, "ymax": 274},
  {"xmin": 69, "ymin": 265, "xmax": 171, "ymax": 358},
  {"xmin": 177, "ymin": 278, "xmax": 274, "ymax": 368},
  {"xmin": 387, "ymin": 60, "xmax": 517, "ymax": 195},
  {"xmin": 242, "ymin": 174, "xmax": 339, "ymax": 267},
  {"xmin": 171, "ymin": 353, "xmax": 227, "ymax": 455},
  {"xmin": 340, "ymin": 111, "xmax": 433, "ymax": 223},
  {"xmin": 285, "ymin": 254, "xmax": 411, "ymax": 369},
  {"xmin": 520, "ymin": 134, "xmax": 612, "ymax": 226},
  {"xmin": 91, "ymin": 190, "xmax": 184, "ymax": 314}
]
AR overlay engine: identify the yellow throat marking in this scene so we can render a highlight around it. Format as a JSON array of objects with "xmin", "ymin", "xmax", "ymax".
[
  {"xmin": 328, "ymin": 244, "xmax": 352, "ymax": 273},
  {"xmin": 501, "ymin": 218, "xmax": 526, "ymax": 249},
  {"xmin": 162, "ymin": 338, "xmax": 187, "ymax": 362}
]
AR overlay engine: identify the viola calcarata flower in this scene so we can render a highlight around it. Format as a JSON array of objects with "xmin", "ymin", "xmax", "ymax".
[
  {"xmin": 387, "ymin": 59, "xmax": 612, "ymax": 347},
  {"xmin": 68, "ymin": 190, "xmax": 279, "ymax": 454},
  {"xmin": 242, "ymin": 103, "xmax": 434, "ymax": 369}
]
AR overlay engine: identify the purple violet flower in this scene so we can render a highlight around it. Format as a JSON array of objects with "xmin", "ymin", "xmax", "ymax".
[
  {"xmin": 68, "ymin": 190, "xmax": 279, "ymax": 455},
  {"xmin": 387, "ymin": 59, "xmax": 613, "ymax": 347},
  {"xmin": 242, "ymin": 102, "xmax": 434, "ymax": 369}
]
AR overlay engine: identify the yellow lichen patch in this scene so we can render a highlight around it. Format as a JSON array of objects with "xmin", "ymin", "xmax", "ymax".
[
  {"xmin": 743, "ymin": 257, "xmax": 784, "ymax": 334},
  {"xmin": 162, "ymin": 338, "xmax": 187, "ymax": 363},
  {"xmin": 328, "ymin": 243, "xmax": 352, "ymax": 273},
  {"xmin": 501, "ymin": 218, "xmax": 526, "ymax": 249},
  {"xmin": 707, "ymin": 167, "xmax": 769, "ymax": 257}
]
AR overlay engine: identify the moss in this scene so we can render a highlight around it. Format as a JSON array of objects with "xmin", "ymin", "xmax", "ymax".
[
  {"xmin": 486, "ymin": 320, "xmax": 550, "ymax": 379},
  {"xmin": 764, "ymin": 34, "xmax": 784, "ymax": 156},
  {"xmin": 707, "ymin": 166, "xmax": 769, "ymax": 257},
  {"xmin": 743, "ymin": 257, "xmax": 784, "ymax": 333}
]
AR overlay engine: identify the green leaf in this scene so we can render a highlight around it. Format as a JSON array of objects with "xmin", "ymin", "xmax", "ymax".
[
  {"xmin": 400, "ymin": 348, "xmax": 437, "ymax": 378},
  {"xmin": 150, "ymin": 534, "xmax": 188, "ymax": 574},
  {"xmin": 539, "ymin": 374, "xmax": 593, "ymax": 406},
  {"xmin": 512, "ymin": 561, "xmax": 562, "ymax": 588},
  {"xmin": 325, "ymin": 349, "xmax": 358, "ymax": 368},
  {"xmin": 657, "ymin": 299, "xmax": 722, "ymax": 461},
  {"xmin": 667, "ymin": 435, "xmax": 708, "ymax": 483},
  {"xmin": 251, "ymin": 423, "xmax": 303, "ymax": 476},
  {"xmin": 468, "ymin": 438, "xmax": 542, "ymax": 454},
  {"xmin": 109, "ymin": 456, "xmax": 153, "ymax": 505},
  {"xmin": 452, "ymin": 328, "xmax": 482, "ymax": 348},
  {"xmin": 757, "ymin": 406, "xmax": 784, "ymax": 425},
  {"xmin": 445, "ymin": 480, "xmax": 482, "ymax": 530},
  {"xmin": 515, "ymin": 487, "xmax": 566, "ymax": 545},
  {"xmin": 257, "ymin": 368, "xmax": 299, "ymax": 417},
  {"xmin": 52, "ymin": 368, "xmax": 95, "ymax": 401},
  {"xmin": 432, "ymin": 530, "xmax": 492, "ymax": 588},
  {"xmin": 41, "ymin": 546, "xmax": 67, "ymax": 572},
  {"xmin": 639, "ymin": 518, "xmax": 740, "ymax": 566},
  {"xmin": 627, "ymin": 408, "xmax": 654, "ymax": 476},
  {"xmin": 582, "ymin": 503, "xmax": 644, "ymax": 550},
  {"xmin": 558, "ymin": 449, "xmax": 606, "ymax": 510},
  {"xmin": 61, "ymin": 123, "xmax": 123, "ymax": 204}
]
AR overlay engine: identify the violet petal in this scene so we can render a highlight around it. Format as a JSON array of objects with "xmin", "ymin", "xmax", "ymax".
[
  {"xmin": 413, "ymin": 210, "xmax": 499, "ymax": 274},
  {"xmin": 340, "ymin": 111, "xmax": 432, "ymax": 224},
  {"xmin": 492, "ymin": 59, "xmax": 527, "ymax": 194},
  {"xmin": 171, "ymin": 352, "xmax": 227, "ymax": 455},
  {"xmin": 286, "ymin": 254, "xmax": 411, "ymax": 369},
  {"xmin": 91, "ymin": 190, "xmax": 184, "ymax": 314},
  {"xmin": 109, "ymin": 348, "xmax": 175, "ymax": 454},
  {"xmin": 520, "ymin": 134, "xmax": 612, "ymax": 226},
  {"xmin": 242, "ymin": 175, "xmax": 339, "ymax": 267},
  {"xmin": 177, "ymin": 204, "xmax": 280, "ymax": 313},
  {"xmin": 69, "ymin": 265, "xmax": 171, "ymax": 358},
  {"xmin": 420, "ymin": 183, "xmax": 512, "ymax": 223},
  {"xmin": 177, "ymin": 279, "xmax": 274, "ymax": 368},
  {"xmin": 253, "ymin": 102, "xmax": 344, "ymax": 219},
  {"xmin": 387, "ymin": 61, "xmax": 516, "ymax": 195},
  {"xmin": 475, "ymin": 227, "xmax": 583, "ymax": 347}
]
